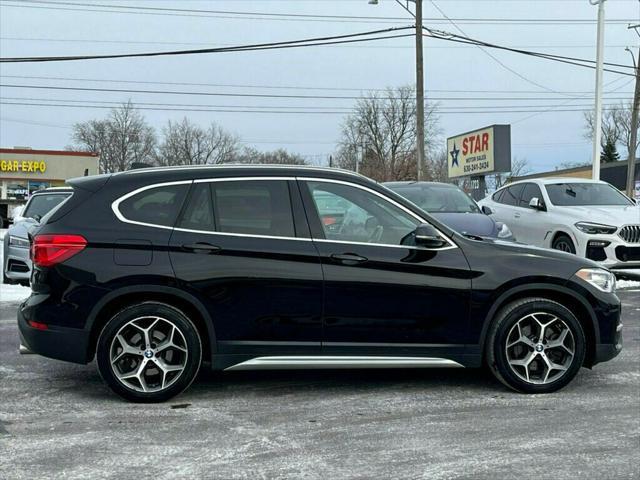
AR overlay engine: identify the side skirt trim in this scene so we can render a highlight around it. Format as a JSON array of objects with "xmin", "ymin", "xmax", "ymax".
[{"xmin": 224, "ymin": 356, "xmax": 464, "ymax": 371}]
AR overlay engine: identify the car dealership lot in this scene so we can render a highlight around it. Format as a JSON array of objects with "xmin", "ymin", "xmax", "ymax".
[{"xmin": 0, "ymin": 292, "xmax": 638, "ymax": 480}]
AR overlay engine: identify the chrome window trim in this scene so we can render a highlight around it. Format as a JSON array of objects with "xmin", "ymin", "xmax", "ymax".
[
  {"xmin": 172, "ymin": 227, "xmax": 312, "ymax": 242},
  {"xmin": 111, "ymin": 180, "xmax": 193, "ymax": 231},
  {"xmin": 111, "ymin": 175, "xmax": 458, "ymax": 251}
]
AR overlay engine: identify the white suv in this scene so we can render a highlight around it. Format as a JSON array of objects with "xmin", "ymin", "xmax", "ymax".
[{"xmin": 478, "ymin": 178, "xmax": 640, "ymax": 277}]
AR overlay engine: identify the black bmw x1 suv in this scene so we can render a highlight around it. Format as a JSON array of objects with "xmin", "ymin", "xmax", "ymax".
[{"xmin": 18, "ymin": 165, "xmax": 622, "ymax": 402}]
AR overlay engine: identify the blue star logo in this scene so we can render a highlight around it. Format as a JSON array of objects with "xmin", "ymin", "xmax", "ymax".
[{"xmin": 450, "ymin": 142, "xmax": 460, "ymax": 167}]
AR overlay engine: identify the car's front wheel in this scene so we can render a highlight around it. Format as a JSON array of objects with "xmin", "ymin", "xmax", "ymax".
[
  {"xmin": 552, "ymin": 234, "xmax": 576, "ymax": 254},
  {"xmin": 96, "ymin": 302, "xmax": 202, "ymax": 403},
  {"xmin": 487, "ymin": 298, "xmax": 586, "ymax": 393}
]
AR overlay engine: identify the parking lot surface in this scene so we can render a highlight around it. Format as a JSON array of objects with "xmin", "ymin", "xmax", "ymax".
[{"xmin": 1, "ymin": 291, "xmax": 639, "ymax": 479}]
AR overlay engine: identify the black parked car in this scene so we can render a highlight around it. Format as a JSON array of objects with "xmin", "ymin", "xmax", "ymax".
[
  {"xmin": 20, "ymin": 166, "xmax": 621, "ymax": 402},
  {"xmin": 385, "ymin": 181, "xmax": 514, "ymax": 240}
]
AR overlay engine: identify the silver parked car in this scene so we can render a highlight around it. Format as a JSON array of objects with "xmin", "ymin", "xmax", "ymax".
[{"xmin": 3, "ymin": 187, "xmax": 72, "ymax": 286}]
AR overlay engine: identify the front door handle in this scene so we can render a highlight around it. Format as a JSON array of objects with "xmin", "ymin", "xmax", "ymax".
[
  {"xmin": 514, "ymin": 213, "xmax": 521, "ymax": 218},
  {"xmin": 331, "ymin": 253, "xmax": 368, "ymax": 265},
  {"xmin": 181, "ymin": 242, "xmax": 221, "ymax": 254}
]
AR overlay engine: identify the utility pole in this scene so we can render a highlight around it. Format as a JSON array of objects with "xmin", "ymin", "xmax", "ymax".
[
  {"xmin": 590, "ymin": 0, "xmax": 607, "ymax": 180},
  {"xmin": 627, "ymin": 23, "xmax": 640, "ymax": 199},
  {"xmin": 368, "ymin": 0, "xmax": 425, "ymax": 181},
  {"xmin": 415, "ymin": 0, "xmax": 425, "ymax": 181}
]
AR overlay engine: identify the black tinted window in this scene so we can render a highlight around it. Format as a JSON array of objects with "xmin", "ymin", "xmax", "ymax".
[
  {"xmin": 212, "ymin": 180, "xmax": 295, "ymax": 237},
  {"xmin": 178, "ymin": 183, "xmax": 215, "ymax": 231},
  {"xmin": 119, "ymin": 184, "xmax": 188, "ymax": 227},
  {"xmin": 23, "ymin": 193, "xmax": 71, "ymax": 220},
  {"xmin": 501, "ymin": 184, "xmax": 524, "ymax": 206},
  {"xmin": 492, "ymin": 189, "xmax": 505, "ymax": 203},
  {"xmin": 545, "ymin": 183, "xmax": 633, "ymax": 206},
  {"xmin": 520, "ymin": 183, "xmax": 543, "ymax": 208}
]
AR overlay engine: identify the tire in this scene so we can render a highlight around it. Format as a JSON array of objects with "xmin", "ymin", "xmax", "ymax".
[
  {"xmin": 96, "ymin": 302, "xmax": 202, "ymax": 403},
  {"xmin": 486, "ymin": 297, "xmax": 586, "ymax": 394},
  {"xmin": 552, "ymin": 233, "xmax": 576, "ymax": 254}
]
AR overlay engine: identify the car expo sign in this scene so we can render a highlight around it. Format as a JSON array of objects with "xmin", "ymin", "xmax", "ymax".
[
  {"xmin": 447, "ymin": 125, "xmax": 511, "ymax": 179},
  {"xmin": 0, "ymin": 159, "xmax": 47, "ymax": 174}
]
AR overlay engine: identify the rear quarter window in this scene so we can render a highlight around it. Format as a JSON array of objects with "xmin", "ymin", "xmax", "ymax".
[{"xmin": 118, "ymin": 184, "xmax": 189, "ymax": 227}]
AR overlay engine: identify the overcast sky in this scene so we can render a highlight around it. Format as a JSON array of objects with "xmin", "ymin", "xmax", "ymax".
[{"xmin": 0, "ymin": 0, "xmax": 638, "ymax": 173}]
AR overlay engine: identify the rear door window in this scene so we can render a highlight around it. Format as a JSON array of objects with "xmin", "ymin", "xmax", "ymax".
[
  {"xmin": 501, "ymin": 184, "xmax": 525, "ymax": 206},
  {"xmin": 118, "ymin": 184, "xmax": 189, "ymax": 227},
  {"xmin": 177, "ymin": 183, "xmax": 215, "ymax": 232},
  {"xmin": 211, "ymin": 180, "xmax": 295, "ymax": 238}
]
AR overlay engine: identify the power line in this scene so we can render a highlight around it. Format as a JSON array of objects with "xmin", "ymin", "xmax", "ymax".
[
  {"xmin": 425, "ymin": 29, "xmax": 634, "ymax": 71},
  {"xmin": 0, "ymin": 84, "xmax": 632, "ymax": 101},
  {"xmin": 0, "ymin": 0, "xmax": 633, "ymax": 24},
  {"xmin": 0, "ymin": 74, "xmax": 633, "ymax": 96},
  {"xmin": 0, "ymin": 28, "xmax": 415, "ymax": 62},
  {"xmin": 1, "ymin": 36, "xmax": 633, "ymax": 50},
  {"xmin": 1, "ymin": 26, "xmax": 634, "ymax": 80},
  {"xmin": 423, "ymin": 29, "xmax": 634, "ymax": 77},
  {"xmin": 0, "ymin": 96, "xmax": 628, "ymax": 111},
  {"xmin": 0, "ymin": 100, "xmax": 626, "ymax": 115},
  {"xmin": 0, "ymin": 27, "xmax": 414, "ymax": 63}
]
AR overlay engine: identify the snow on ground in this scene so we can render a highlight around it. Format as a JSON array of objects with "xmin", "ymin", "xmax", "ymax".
[
  {"xmin": 0, "ymin": 228, "xmax": 638, "ymax": 304},
  {"xmin": 0, "ymin": 229, "xmax": 32, "ymax": 303},
  {"xmin": 617, "ymin": 279, "xmax": 640, "ymax": 290}
]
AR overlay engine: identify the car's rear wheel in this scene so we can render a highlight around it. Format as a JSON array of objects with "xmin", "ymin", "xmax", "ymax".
[
  {"xmin": 487, "ymin": 297, "xmax": 586, "ymax": 393},
  {"xmin": 96, "ymin": 302, "xmax": 202, "ymax": 403},
  {"xmin": 552, "ymin": 234, "xmax": 576, "ymax": 254}
]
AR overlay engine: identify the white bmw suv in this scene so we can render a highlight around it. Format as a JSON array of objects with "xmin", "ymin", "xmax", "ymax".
[{"xmin": 479, "ymin": 178, "xmax": 640, "ymax": 278}]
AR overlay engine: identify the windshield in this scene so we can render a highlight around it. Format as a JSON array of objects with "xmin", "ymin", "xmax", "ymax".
[
  {"xmin": 392, "ymin": 185, "xmax": 480, "ymax": 213},
  {"xmin": 545, "ymin": 183, "xmax": 633, "ymax": 206},
  {"xmin": 22, "ymin": 193, "xmax": 71, "ymax": 220}
]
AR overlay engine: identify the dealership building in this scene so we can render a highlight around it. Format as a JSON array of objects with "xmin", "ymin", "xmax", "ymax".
[{"xmin": 0, "ymin": 147, "xmax": 99, "ymax": 223}]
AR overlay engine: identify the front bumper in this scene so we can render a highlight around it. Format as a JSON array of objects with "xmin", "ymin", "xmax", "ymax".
[
  {"xmin": 3, "ymin": 241, "xmax": 31, "ymax": 283},
  {"xmin": 574, "ymin": 231, "xmax": 640, "ymax": 271},
  {"xmin": 18, "ymin": 303, "xmax": 91, "ymax": 364}
]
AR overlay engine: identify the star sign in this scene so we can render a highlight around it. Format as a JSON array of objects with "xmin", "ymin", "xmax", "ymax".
[{"xmin": 450, "ymin": 142, "xmax": 460, "ymax": 167}]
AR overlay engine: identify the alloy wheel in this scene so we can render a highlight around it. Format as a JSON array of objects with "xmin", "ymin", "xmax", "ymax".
[
  {"xmin": 505, "ymin": 312, "xmax": 575, "ymax": 385},
  {"xmin": 554, "ymin": 241, "xmax": 573, "ymax": 253},
  {"xmin": 110, "ymin": 316, "xmax": 189, "ymax": 393}
]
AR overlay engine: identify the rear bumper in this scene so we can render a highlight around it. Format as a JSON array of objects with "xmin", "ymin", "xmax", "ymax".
[{"xmin": 18, "ymin": 304, "xmax": 91, "ymax": 364}]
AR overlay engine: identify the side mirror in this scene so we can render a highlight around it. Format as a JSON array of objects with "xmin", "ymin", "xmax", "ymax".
[
  {"xmin": 481, "ymin": 205, "xmax": 493, "ymax": 215},
  {"xmin": 414, "ymin": 224, "xmax": 447, "ymax": 248},
  {"xmin": 529, "ymin": 197, "xmax": 546, "ymax": 211}
]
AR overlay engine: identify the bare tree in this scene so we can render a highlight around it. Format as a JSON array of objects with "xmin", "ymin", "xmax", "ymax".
[
  {"xmin": 156, "ymin": 118, "xmax": 239, "ymax": 166},
  {"xmin": 334, "ymin": 86, "xmax": 440, "ymax": 181},
  {"xmin": 71, "ymin": 101, "xmax": 156, "ymax": 173},
  {"xmin": 492, "ymin": 157, "xmax": 531, "ymax": 189},
  {"xmin": 584, "ymin": 101, "xmax": 639, "ymax": 160},
  {"xmin": 428, "ymin": 148, "xmax": 449, "ymax": 182},
  {"xmin": 231, "ymin": 146, "xmax": 308, "ymax": 165}
]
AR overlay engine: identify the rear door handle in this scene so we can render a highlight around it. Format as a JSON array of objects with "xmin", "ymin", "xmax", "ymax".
[
  {"xmin": 330, "ymin": 253, "xmax": 368, "ymax": 265},
  {"xmin": 514, "ymin": 213, "xmax": 521, "ymax": 218},
  {"xmin": 181, "ymin": 242, "xmax": 221, "ymax": 254}
]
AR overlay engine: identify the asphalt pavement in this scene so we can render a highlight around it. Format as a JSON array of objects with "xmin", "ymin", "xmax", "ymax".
[{"xmin": 1, "ymin": 291, "xmax": 639, "ymax": 479}]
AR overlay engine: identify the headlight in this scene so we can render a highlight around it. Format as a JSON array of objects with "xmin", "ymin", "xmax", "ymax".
[
  {"xmin": 575, "ymin": 222, "xmax": 617, "ymax": 235},
  {"xmin": 8, "ymin": 235, "xmax": 30, "ymax": 248},
  {"xmin": 496, "ymin": 222, "xmax": 513, "ymax": 239},
  {"xmin": 576, "ymin": 268, "xmax": 616, "ymax": 293}
]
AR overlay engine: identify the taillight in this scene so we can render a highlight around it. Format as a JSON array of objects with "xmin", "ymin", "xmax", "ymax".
[{"xmin": 30, "ymin": 234, "xmax": 87, "ymax": 268}]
